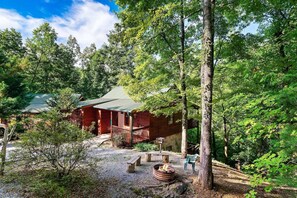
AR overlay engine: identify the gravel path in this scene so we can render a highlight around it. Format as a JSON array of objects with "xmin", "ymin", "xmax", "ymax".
[
  {"xmin": 88, "ymin": 136, "xmax": 194, "ymax": 198},
  {"xmin": 0, "ymin": 182, "xmax": 22, "ymax": 198},
  {"xmin": 0, "ymin": 136, "xmax": 194, "ymax": 198}
]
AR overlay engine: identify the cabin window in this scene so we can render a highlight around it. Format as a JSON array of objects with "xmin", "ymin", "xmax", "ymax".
[
  {"xmin": 168, "ymin": 115, "xmax": 173, "ymax": 125},
  {"xmin": 124, "ymin": 113, "xmax": 130, "ymax": 126}
]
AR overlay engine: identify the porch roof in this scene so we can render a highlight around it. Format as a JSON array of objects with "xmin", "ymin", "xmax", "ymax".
[
  {"xmin": 93, "ymin": 99, "xmax": 141, "ymax": 113},
  {"xmin": 77, "ymin": 98, "xmax": 115, "ymax": 108}
]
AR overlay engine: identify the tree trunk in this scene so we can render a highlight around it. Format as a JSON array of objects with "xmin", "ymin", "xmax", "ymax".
[
  {"xmin": 0, "ymin": 125, "xmax": 8, "ymax": 176},
  {"xmin": 180, "ymin": 0, "xmax": 188, "ymax": 159},
  {"xmin": 223, "ymin": 114, "xmax": 228, "ymax": 164},
  {"xmin": 198, "ymin": 0, "xmax": 215, "ymax": 190},
  {"xmin": 221, "ymin": 104, "xmax": 229, "ymax": 164},
  {"xmin": 197, "ymin": 119, "xmax": 200, "ymax": 144}
]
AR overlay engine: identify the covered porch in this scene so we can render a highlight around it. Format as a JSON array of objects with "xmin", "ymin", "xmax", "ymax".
[{"xmin": 94, "ymin": 99, "xmax": 150, "ymax": 146}]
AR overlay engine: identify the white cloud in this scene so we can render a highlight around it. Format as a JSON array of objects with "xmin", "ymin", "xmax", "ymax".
[{"xmin": 0, "ymin": 0, "xmax": 118, "ymax": 49}]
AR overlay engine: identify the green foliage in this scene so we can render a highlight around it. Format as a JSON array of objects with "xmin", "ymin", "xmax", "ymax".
[
  {"xmin": 187, "ymin": 128, "xmax": 199, "ymax": 144},
  {"xmin": 77, "ymin": 44, "xmax": 110, "ymax": 99},
  {"xmin": 102, "ymin": 23, "xmax": 135, "ymax": 86},
  {"xmin": 0, "ymin": 169, "xmax": 100, "ymax": 198},
  {"xmin": 25, "ymin": 23, "xmax": 79, "ymax": 93},
  {"xmin": 245, "ymin": 189, "xmax": 257, "ymax": 198},
  {"xmin": 134, "ymin": 143, "xmax": 158, "ymax": 152},
  {"xmin": 0, "ymin": 28, "xmax": 29, "ymax": 118},
  {"xmin": 13, "ymin": 90, "xmax": 94, "ymax": 177},
  {"xmin": 15, "ymin": 109, "xmax": 93, "ymax": 177},
  {"xmin": 211, "ymin": 0, "xmax": 297, "ymax": 190},
  {"xmin": 117, "ymin": 0, "xmax": 201, "ymax": 118},
  {"xmin": 47, "ymin": 88, "xmax": 80, "ymax": 118}
]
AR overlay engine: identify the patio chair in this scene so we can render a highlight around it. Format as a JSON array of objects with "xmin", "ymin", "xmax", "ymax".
[{"xmin": 184, "ymin": 154, "xmax": 199, "ymax": 173}]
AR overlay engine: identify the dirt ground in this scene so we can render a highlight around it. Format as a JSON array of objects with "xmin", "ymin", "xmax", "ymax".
[
  {"xmin": 90, "ymin": 140, "xmax": 297, "ymax": 198},
  {"xmin": 1, "ymin": 137, "xmax": 296, "ymax": 198}
]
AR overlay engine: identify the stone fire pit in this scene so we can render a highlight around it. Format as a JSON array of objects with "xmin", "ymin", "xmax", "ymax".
[{"xmin": 153, "ymin": 164, "xmax": 175, "ymax": 182}]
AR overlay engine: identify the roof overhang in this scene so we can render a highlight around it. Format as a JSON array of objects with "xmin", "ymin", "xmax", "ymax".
[{"xmin": 93, "ymin": 99, "xmax": 142, "ymax": 113}]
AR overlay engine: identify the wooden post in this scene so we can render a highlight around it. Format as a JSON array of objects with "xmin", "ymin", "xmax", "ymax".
[
  {"xmin": 136, "ymin": 157, "xmax": 141, "ymax": 166},
  {"xmin": 145, "ymin": 153, "xmax": 152, "ymax": 162},
  {"xmin": 162, "ymin": 154, "xmax": 169, "ymax": 163},
  {"xmin": 127, "ymin": 164, "xmax": 135, "ymax": 173},
  {"xmin": 98, "ymin": 110, "xmax": 101, "ymax": 135},
  {"xmin": 110, "ymin": 111, "xmax": 113, "ymax": 136},
  {"xmin": 129, "ymin": 113, "xmax": 134, "ymax": 146}
]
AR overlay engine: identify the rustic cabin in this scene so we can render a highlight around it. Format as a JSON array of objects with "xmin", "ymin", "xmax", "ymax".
[
  {"xmin": 81, "ymin": 87, "xmax": 196, "ymax": 146},
  {"xmin": 21, "ymin": 87, "xmax": 196, "ymax": 146}
]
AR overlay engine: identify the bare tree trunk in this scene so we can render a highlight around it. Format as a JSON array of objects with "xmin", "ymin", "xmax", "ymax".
[
  {"xmin": 223, "ymin": 113, "xmax": 229, "ymax": 164},
  {"xmin": 0, "ymin": 124, "xmax": 9, "ymax": 176},
  {"xmin": 198, "ymin": 0, "xmax": 215, "ymax": 190},
  {"xmin": 197, "ymin": 120, "xmax": 200, "ymax": 144},
  {"xmin": 0, "ymin": 126, "xmax": 7, "ymax": 175},
  {"xmin": 180, "ymin": 0, "xmax": 188, "ymax": 159}
]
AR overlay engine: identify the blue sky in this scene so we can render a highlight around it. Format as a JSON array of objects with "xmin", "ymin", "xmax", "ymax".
[
  {"xmin": 0, "ymin": 0, "xmax": 258, "ymax": 49},
  {"xmin": 0, "ymin": 0, "xmax": 119, "ymax": 49},
  {"xmin": 0, "ymin": 0, "xmax": 118, "ymax": 18}
]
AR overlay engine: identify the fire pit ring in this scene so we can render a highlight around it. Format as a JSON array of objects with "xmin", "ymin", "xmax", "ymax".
[{"xmin": 153, "ymin": 164, "xmax": 175, "ymax": 182}]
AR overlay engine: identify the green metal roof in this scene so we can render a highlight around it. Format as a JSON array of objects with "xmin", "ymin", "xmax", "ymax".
[
  {"xmin": 94, "ymin": 86, "xmax": 142, "ymax": 112},
  {"xmin": 22, "ymin": 87, "xmax": 142, "ymax": 113},
  {"xmin": 93, "ymin": 99, "xmax": 141, "ymax": 113},
  {"xmin": 77, "ymin": 98, "xmax": 115, "ymax": 108},
  {"xmin": 22, "ymin": 93, "xmax": 82, "ymax": 114},
  {"xmin": 102, "ymin": 86, "xmax": 131, "ymax": 99}
]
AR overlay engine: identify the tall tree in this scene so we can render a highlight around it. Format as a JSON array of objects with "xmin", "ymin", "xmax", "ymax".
[
  {"xmin": 116, "ymin": 0, "xmax": 201, "ymax": 158},
  {"xmin": 198, "ymin": 0, "xmax": 215, "ymax": 190},
  {"xmin": 0, "ymin": 28, "xmax": 28, "ymax": 119},
  {"xmin": 78, "ymin": 44, "xmax": 110, "ymax": 99},
  {"xmin": 25, "ymin": 23, "xmax": 78, "ymax": 93},
  {"xmin": 102, "ymin": 23, "xmax": 135, "ymax": 86},
  {"xmin": 0, "ymin": 29, "xmax": 28, "ymax": 175}
]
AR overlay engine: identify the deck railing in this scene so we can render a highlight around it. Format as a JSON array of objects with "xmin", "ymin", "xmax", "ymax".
[{"xmin": 111, "ymin": 125, "xmax": 150, "ymax": 146}]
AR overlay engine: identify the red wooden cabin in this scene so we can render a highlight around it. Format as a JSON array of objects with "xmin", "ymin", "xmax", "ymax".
[
  {"xmin": 21, "ymin": 87, "xmax": 196, "ymax": 146},
  {"xmin": 79, "ymin": 87, "xmax": 195, "ymax": 145}
]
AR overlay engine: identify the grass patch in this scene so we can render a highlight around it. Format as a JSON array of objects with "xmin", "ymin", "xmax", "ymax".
[
  {"xmin": 0, "ymin": 169, "xmax": 106, "ymax": 198},
  {"xmin": 134, "ymin": 142, "xmax": 158, "ymax": 152}
]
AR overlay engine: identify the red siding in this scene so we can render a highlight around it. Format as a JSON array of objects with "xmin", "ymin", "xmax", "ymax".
[
  {"xmin": 133, "ymin": 111, "xmax": 150, "ymax": 128},
  {"xmin": 98, "ymin": 110, "xmax": 111, "ymax": 134},
  {"xmin": 149, "ymin": 113, "xmax": 182, "ymax": 140},
  {"xmin": 82, "ymin": 106, "xmax": 98, "ymax": 135},
  {"xmin": 69, "ymin": 109, "xmax": 82, "ymax": 126}
]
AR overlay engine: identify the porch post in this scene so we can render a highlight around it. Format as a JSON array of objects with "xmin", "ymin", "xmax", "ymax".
[
  {"xmin": 129, "ymin": 112, "xmax": 134, "ymax": 146},
  {"xmin": 110, "ymin": 111, "xmax": 113, "ymax": 138}
]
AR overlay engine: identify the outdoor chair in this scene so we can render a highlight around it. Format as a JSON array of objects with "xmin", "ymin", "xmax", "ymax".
[{"xmin": 184, "ymin": 154, "xmax": 199, "ymax": 173}]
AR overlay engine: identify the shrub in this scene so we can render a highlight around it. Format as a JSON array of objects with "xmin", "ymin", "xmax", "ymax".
[
  {"xmin": 12, "ymin": 89, "xmax": 94, "ymax": 178},
  {"xmin": 112, "ymin": 133, "xmax": 125, "ymax": 147},
  {"xmin": 134, "ymin": 143, "xmax": 158, "ymax": 152}
]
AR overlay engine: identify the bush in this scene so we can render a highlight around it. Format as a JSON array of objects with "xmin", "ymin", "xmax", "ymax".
[
  {"xmin": 12, "ymin": 89, "xmax": 94, "ymax": 177},
  {"xmin": 112, "ymin": 133, "xmax": 125, "ymax": 147},
  {"xmin": 134, "ymin": 143, "xmax": 158, "ymax": 152}
]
